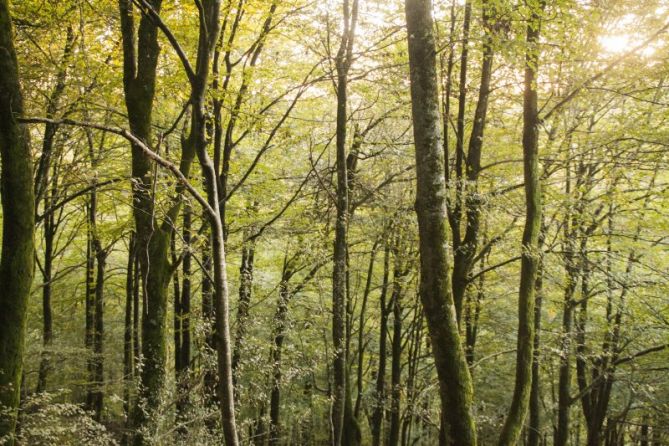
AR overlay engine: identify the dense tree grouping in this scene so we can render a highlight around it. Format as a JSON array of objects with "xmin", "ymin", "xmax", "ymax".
[{"xmin": 0, "ymin": 0, "xmax": 668, "ymax": 445}]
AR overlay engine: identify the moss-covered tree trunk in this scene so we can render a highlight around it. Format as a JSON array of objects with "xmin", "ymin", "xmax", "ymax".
[
  {"xmin": 0, "ymin": 1, "xmax": 36, "ymax": 442},
  {"xmin": 497, "ymin": 2, "xmax": 545, "ymax": 444},
  {"xmin": 117, "ymin": 1, "xmax": 177, "ymax": 442},
  {"xmin": 404, "ymin": 1, "xmax": 477, "ymax": 444}
]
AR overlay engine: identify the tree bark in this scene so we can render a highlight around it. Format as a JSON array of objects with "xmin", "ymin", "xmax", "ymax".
[
  {"xmin": 498, "ymin": 2, "xmax": 545, "ymax": 444},
  {"xmin": 528, "ymin": 223, "xmax": 545, "ymax": 446},
  {"xmin": 186, "ymin": 2, "xmax": 238, "ymax": 443},
  {"xmin": 124, "ymin": 232, "xmax": 136, "ymax": 438},
  {"xmin": 388, "ymin": 243, "xmax": 407, "ymax": 446},
  {"xmin": 371, "ymin": 243, "xmax": 391, "ymax": 446},
  {"xmin": 118, "ymin": 2, "xmax": 174, "ymax": 441},
  {"xmin": 354, "ymin": 240, "xmax": 378, "ymax": 418},
  {"xmin": 232, "ymin": 229, "xmax": 256, "ymax": 378},
  {"xmin": 404, "ymin": 1, "xmax": 477, "ymax": 444},
  {"xmin": 332, "ymin": 2, "xmax": 359, "ymax": 444},
  {"xmin": 0, "ymin": 2, "xmax": 36, "ymax": 441},
  {"xmin": 91, "ymin": 242, "xmax": 107, "ymax": 421}
]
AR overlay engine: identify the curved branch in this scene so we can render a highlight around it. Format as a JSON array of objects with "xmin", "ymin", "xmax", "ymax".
[{"xmin": 19, "ymin": 117, "xmax": 216, "ymax": 219}]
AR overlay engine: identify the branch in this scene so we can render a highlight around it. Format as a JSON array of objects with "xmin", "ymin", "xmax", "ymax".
[
  {"xmin": 614, "ymin": 344, "xmax": 669, "ymax": 366},
  {"xmin": 37, "ymin": 178, "xmax": 123, "ymax": 223},
  {"xmin": 20, "ymin": 117, "xmax": 216, "ymax": 219}
]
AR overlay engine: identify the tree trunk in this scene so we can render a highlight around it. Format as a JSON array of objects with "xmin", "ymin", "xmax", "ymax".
[
  {"xmin": 404, "ymin": 1, "xmax": 477, "ymax": 443},
  {"xmin": 36, "ymin": 205, "xmax": 55, "ymax": 394},
  {"xmin": 528, "ymin": 223, "xmax": 545, "ymax": 446},
  {"xmin": 354, "ymin": 241, "xmax": 378, "ymax": 417},
  {"xmin": 91, "ymin": 242, "xmax": 107, "ymax": 421},
  {"xmin": 269, "ymin": 272, "xmax": 291, "ymax": 446},
  {"xmin": 35, "ymin": 28, "xmax": 74, "ymax": 393},
  {"xmin": 232, "ymin": 230, "xmax": 256, "ymax": 378},
  {"xmin": 371, "ymin": 244, "xmax": 391, "ymax": 446},
  {"xmin": 85, "ymin": 188, "xmax": 98, "ymax": 413},
  {"xmin": 331, "ymin": 2, "xmax": 359, "ymax": 443},
  {"xmin": 0, "ymin": 2, "xmax": 36, "ymax": 441},
  {"xmin": 497, "ymin": 2, "xmax": 544, "ymax": 444},
  {"xmin": 187, "ymin": 3, "xmax": 237, "ymax": 442},
  {"xmin": 388, "ymin": 254, "xmax": 405, "ymax": 446},
  {"xmin": 118, "ymin": 2, "xmax": 175, "ymax": 441},
  {"xmin": 175, "ymin": 204, "xmax": 192, "ymax": 423},
  {"xmin": 124, "ymin": 233, "xmax": 136, "ymax": 440}
]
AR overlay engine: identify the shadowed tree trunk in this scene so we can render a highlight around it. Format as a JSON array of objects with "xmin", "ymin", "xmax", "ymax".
[
  {"xmin": 0, "ymin": 1, "xmax": 36, "ymax": 441},
  {"xmin": 448, "ymin": 0, "xmax": 495, "ymax": 325},
  {"xmin": 85, "ymin": 181, "xmax": 98, "ymax": 413},
  {"xmin": 118, "ymin": 1, "xmax": 174, "ymax": 441},
  {"xmin": 124, "ymin": 232, "xmax": 136, "ymax": 440},
  {"xmin": 36, "ymin": 190, "xmax": 56, "ymax": 395},
  {"xmin": 232, "ymin": 228, "xmax": 256, "ymax": 378},
  {"xmin": 35, "ymin": 27, "xmax": 75, "ymax": 394},
  {"xmin": 528, "ymin": 222, "xmax": 545, "ymax": 446},
  {"xmin": 388, "ymin": 235, "xmax": 408, "ymax": 446},
  {"xmin": 90, "ymin": 241, "xmax": 108, "ymax": 421},
  {"xmin": 371, "ymin": 243, "xmax": 391, "ymax": 446},
  {"xmin": 354, "ymin": 239, "xmax": 378, "ymax": 418},
  {"xmin": 267, "ymin": 254, "xmax": 326, "ymax": 445},
  {"xmin": 404, "ymin": 1, "xmax": 477, "ymax": 443}
]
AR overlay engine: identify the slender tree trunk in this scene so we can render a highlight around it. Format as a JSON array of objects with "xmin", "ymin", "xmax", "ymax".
[
  {"xmin": 133, "ymin": 242, "xmax": 141, "ymax": 376},
  {"xmin": 232, "ymin": 230, "xmax": 256, "ymax": 378},
  {"xmin": 36, "ymin": 208, "xmax": 55, "ymax": 394},
  {"xmin": 371, "ymin": 244, "xmax": 391, "ymax": 446},
  {"xmin": 453, "ymin": 0, "xmax": 495, "ymax": 329},
  {"xmin": 35, "ymin": 29, "xmax": 74, "ymax": 393},
  {"xmin": 0, "ymin": 3, "xmax": 35, "ymax": 440},
  {"xmin": 175, "ymin": 204, "xmax": 192, "ymax": 424},
  {"xmin": 173, "ymin": 231, "xmax": 182, "ymax": 375},
  {"xmin": 201, "ymin": 229, "xmax": 218, "ymax": 423},
  {"xmin": 450, "ymin": 0, "xmax": 472, "ymax": 321},
  {"xmin": 354, "ymin": 241, "xmax": 378, "ymax": 417},
  {"xmin": 388, "ymin": 254, "xmax": 405, "ymax": 446},
  {"xmin": 124, "ymin": 233, "xmax": 136, "ymax": 440},
  {"xmin": 498, "ymin": 2, "xmax": 545, "ymax": 444},
  {"xmin": 91, "ymin": 242, "xmax": 107, "ymax": 421},
  {"xmin": 85, "ymin": 189, "xmax": 98, "ymax": 413},
  {"xmin": 331, "ymin": 2, "xmax": 359, "ymax": 443},
  {"xmin": 404, "ymin": 2, "xmax": 477, "ymax": 443},
  {"xmin": 528, "ymin": 224, "xmax": 545, "ymax": 446},
  {"xmin": 269, "ymin": 272, "xmax": 291, "ymax": 446},
  {"xmin": 187, "ymin": 4, "xmax": 237, "ymax": 442}
]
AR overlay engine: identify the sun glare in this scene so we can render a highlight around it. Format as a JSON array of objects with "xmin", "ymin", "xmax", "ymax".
[{"xmin": 598, "ymin": 33, "xmax": 656, "ymax": 57}]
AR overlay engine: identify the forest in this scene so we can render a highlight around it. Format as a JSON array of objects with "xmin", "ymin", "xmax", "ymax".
[{"xmin": 0, "ymin": 0, "xmax": 668, "ymax": 445}]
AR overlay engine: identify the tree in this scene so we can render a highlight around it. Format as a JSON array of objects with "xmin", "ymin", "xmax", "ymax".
[
  {"xmin": 498, "ymin": 1, "xmax": 545, "ymax": 444},
  {"xmin": 404, "ymin": 0, "xmax": 477, "ymax": 444},
  {"xmin": 0, "ymin": 0, "xmax": 36, "ymax": 442}
]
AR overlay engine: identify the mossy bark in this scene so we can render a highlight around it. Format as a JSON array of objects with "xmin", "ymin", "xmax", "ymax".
[
  {"xmin": 404, "ymin": 1, "xmax": 477, "ymax": 444},
  {"xmin": 118, "ymin": 1, "xmax": 185, "ymax": 442},
  {"xmin": 498, "ymin": 2, "xmax": 545, "ymax": 444},
  {"xmin": 0, "ymin": 1, "xmax": 36, "ymax": 442}
]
